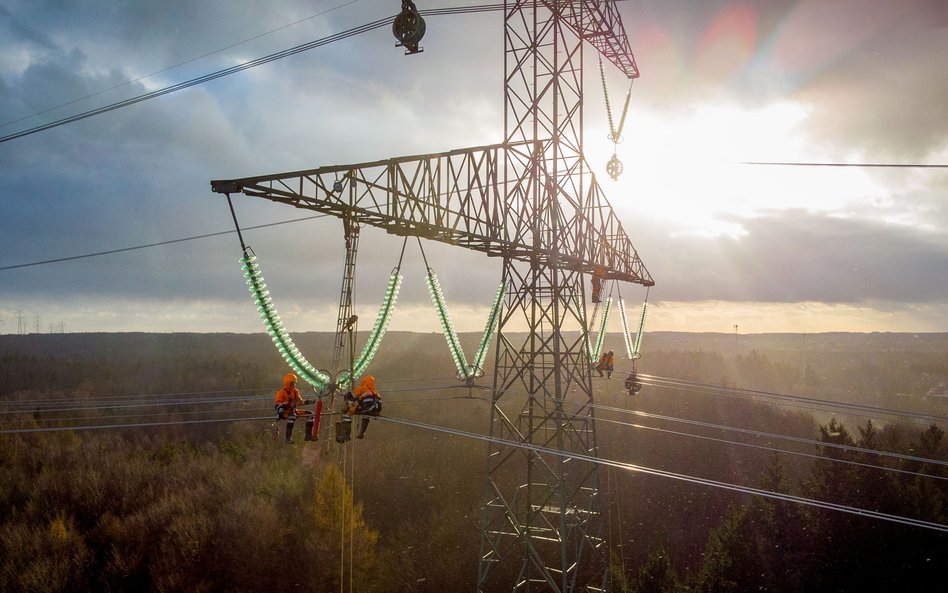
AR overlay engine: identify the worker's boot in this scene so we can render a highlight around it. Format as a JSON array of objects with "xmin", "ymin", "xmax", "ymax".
[
  {"xmin": 335, "ymin": 419, "xmax": 351, "ymax": 443},
  {"xmin": 304, "ymin": 418, "xmax": 316, "ymax": 442},
  {"xmin": 284, "ymin": 422, "xmax": 295, "ymax": 445},
  {"xmin": 356, "ymin": 417, "xmax": 370, "ymax": 439}
]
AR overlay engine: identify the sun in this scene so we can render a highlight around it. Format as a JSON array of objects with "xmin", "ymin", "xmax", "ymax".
[{"xmin": 591, "ymin": 101, "xmax": 882, "ymax": 238}]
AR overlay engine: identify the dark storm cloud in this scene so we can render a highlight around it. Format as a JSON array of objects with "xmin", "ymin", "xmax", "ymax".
[
  {"xmin": 0, "ymin": 1, "xmax": 505, "ymax": 319},
  {"xmin": 0, "ymin": 3, "xmax": 56, "ymax": 55},
  {"xmin": 636, "ymin": 209, "xmax": 948, "ymax": 304},
  {"xmin": 2, "ymin": 1, "xmax": 945, "ymax": 332}
]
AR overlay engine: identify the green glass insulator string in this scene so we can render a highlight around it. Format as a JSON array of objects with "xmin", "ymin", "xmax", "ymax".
[
  {"xmin": 426, "ymin": 270, "xmax": 469, "ymax": 378},
  {"xmin": 336, "ymin": 269, "xmax": 403, "ymax": 391},
  {"xmin": 593, "ymin": 297, "xmax": 612, "ymax": 361},
  {"xmin": 469, "ymin": 282, "xmax": 506, "ymax": 377},
  {"xmin": 354, "ymin": 270, "xmax": 402, "ymax": 376},
  {"xmin": 633, "ymin": 300, "xmax": 648, "ymax": 358},
  {"xmin": 584, "ymin": 298, "xmax": 598, "ymax": 361},
  {"xmin": 619, "ymin": 297, "xmax": 635, "ymax": 359},
  {"xmin": 242, "ymin": 254, "xmax": 330, "ymax": 391}
]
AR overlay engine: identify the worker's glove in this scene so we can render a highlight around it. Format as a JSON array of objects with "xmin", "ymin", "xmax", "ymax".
[
  {"xmin": 345, "ymin": 391, "xmax": 355, "ymax": 401},
  {"xmin": 303, "ymin": 399, "xmax": 314, "ymax": 405}
]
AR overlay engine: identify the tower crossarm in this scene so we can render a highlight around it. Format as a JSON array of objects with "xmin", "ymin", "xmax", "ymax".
[
  {"xmin": 559, "ymin": 0, "xmax": 639, "ymax": 79},
  {"xmin": 211, "ymin": 141, "xmax": 653, "ymax": 286}
]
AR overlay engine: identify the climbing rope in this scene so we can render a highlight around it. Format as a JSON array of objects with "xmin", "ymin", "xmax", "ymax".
[
  {"xmin": 338, "ymin": 443, "xmax": 347, "ymax": 593},
  {"xmin": 349, "ymin": 443, "xmax": 355, "ymax": 593}
]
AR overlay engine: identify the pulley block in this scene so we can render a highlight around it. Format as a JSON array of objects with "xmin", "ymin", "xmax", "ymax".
[{"xmin": 393, "ymin": 1, "xmax": 426, "ymax": 54}]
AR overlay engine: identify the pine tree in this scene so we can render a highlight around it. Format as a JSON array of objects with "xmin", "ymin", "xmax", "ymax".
[{"xmin": 311, "ymin": 463, "xmax": 382, "ymax": 593}]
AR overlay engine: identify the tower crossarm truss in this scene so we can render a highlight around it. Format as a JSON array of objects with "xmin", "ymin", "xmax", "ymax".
[
  {"xmin": 211, "ymin": 140, "xmax": 653, "ymax": 287},
  {"xmin": 560, "ymin": 0, "xmax": 639, "ymax": 79}
]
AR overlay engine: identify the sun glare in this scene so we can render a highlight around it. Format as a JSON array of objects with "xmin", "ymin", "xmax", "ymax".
[{"xmin": 597, "ymin": 101, "xmax": 891, "ymax": 238}]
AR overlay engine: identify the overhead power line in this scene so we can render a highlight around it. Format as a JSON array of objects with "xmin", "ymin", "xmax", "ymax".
[
  {"xmin": 0, "ymin": 0, "xmax": 361, "ymax": 130},
  {"xmin": 594, "ymin": 415, "xmax": 948, "ymax": 483},
  {"xmin": 488, "ymin": 391, "xmax": 948, "ymax": 481},
  {"xmin": 4, "ymin": 377, "xmax": 946, "ymax": 533},
  {"xmin": 3, "ymin": 405, "xmax": 945, "ymax": 533},
  {"xmin": 637, "ymin": 373, "xmax": 948, "ymax": 424},
  {"xmin": 0, "ymin": 214, "xmax": 327, "ymax": 272},
  {"xmin": 0, "ymin": 16, "xmax": 390, "ymax": 144},
  {"xmin": 0, "ymin": 414, "xmax": 273, "ymax": 434},
  {"xmin": 0, "ymin": 3, "xmax": 508, "ymax": 145},
  {"xmin": 741, "ymin": 161, "xmax": 948, "ymax": 169},
  {"xmin": 376, "ymin": 414, "xmax": 948, "ymax": 533}
]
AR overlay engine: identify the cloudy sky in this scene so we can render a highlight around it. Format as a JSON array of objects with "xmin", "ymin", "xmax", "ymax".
[{"xmin": 1, "ymin": 0, "xmax": 947, "ymax": 336}]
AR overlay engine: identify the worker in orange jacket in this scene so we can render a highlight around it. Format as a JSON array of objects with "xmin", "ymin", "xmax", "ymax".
[
  {"xmin": 591, "ymin": 266, "xmax": 606, "ymax": 303},
  {"xmin": 274, "ymin": 372, "xmax": 315, "ymax": 444},
  {"xmin": 595, "ymin": 350, "xmax": 615, "ymax": 379},
  {"xmin": 336, "ymin": 374, "xmax": 382, "ymax": 442}
]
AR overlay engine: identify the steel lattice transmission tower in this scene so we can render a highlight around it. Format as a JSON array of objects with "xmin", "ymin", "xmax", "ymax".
[
  {"xmin": 479, "ymin": 3, "xmax": 645, "ymax": 592},
  {"xmin": 210, "ymin": 2, "xmax": 651, "ymax": 592}
]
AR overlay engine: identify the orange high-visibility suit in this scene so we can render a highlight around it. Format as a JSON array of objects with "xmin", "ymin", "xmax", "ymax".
[
  {"xmin": 343, "ymin": 375, "xmax": 382, "ymax": 440},
  {"xmin": 596, "ymin": 351, "xmax": 615, "ymax": 378},
  {"xmin": 274, "ymin": 372, "xmax": 314, "ymax": 443}
]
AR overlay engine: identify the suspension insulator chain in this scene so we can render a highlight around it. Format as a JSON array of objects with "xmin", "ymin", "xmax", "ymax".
[
  {"xmin": 469, "ymin": 282, "xmax": 506, "ymax": 378},
  {"xmin": 337, "ymin": 269, "xmax": 403, "ymax": 391},
  {"xmin": 593, "ymin": 297, "xmax": 613, "ymax": 362},
  {"xmin": 600, "ymin": 57, "xmax": 633, "ymax": 181},
  {"xmin": 633, "ymin": 301, "xmax": 649, "ymax": 359},
  {"xmin": 619, "ymin": 297, "xmax": 635, "ymax": 360},
  {"xmin": 600, "ymin": 57, "xmax": 617, "ymax": 142},
  {"xmin": 426, "ymin": 271, "xmax": 469, "ymax": 380},
  {"xmin": 242, "ymin": 254, "xmax": 330, "ymax": 391}
]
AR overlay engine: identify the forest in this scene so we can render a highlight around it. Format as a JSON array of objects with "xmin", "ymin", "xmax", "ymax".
[{"xmin": 1, "ymin": 331, "xmax": 947, "ymax": 592}]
